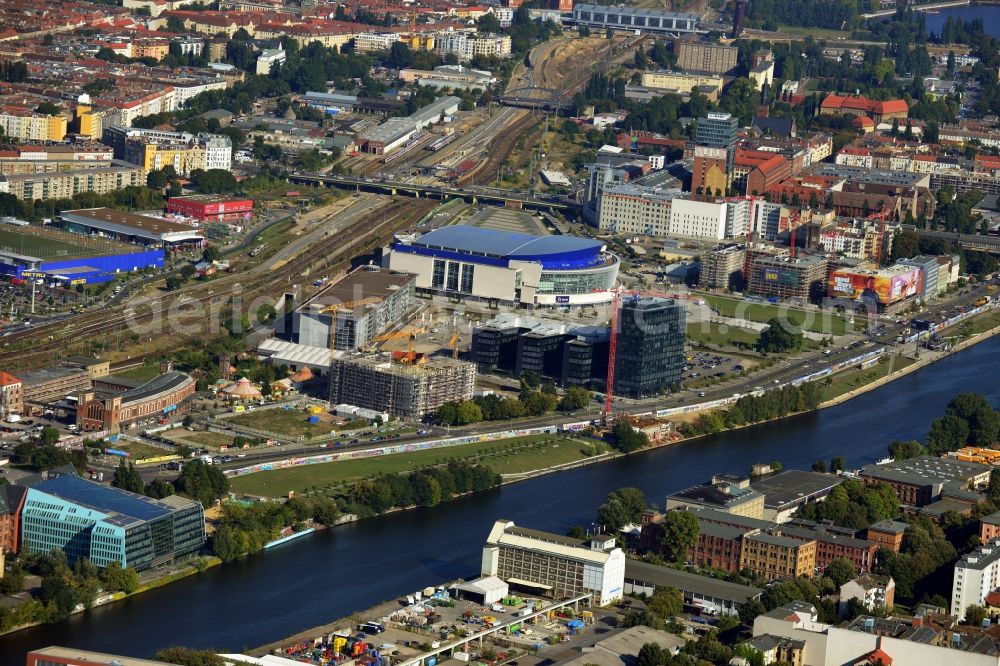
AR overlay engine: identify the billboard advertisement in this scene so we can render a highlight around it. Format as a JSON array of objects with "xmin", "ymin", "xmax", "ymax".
[
  {"xmin": 760, "ymin": 266, "xmax": 799, "ymax": 287},
  {"xmin": 829, "ymin": 268, "xmax": 922, "ymax": 305}
]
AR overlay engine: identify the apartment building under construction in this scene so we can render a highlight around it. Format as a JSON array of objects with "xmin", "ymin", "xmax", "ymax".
[
  {"xmin": 746, "ymin": 248, "xmax": 828, "ymax": 301},
  {"xmin": 328, "ymin": 353, "xmax": 476, "ymax": 419}
]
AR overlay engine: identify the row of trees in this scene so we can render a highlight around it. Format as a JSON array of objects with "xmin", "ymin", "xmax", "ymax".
[
  {"xmin": 679, "ymin": 382, "xmax": 824, "ymax": 437},
  {"xmin": 111, "ymin": 459, "xmax": 230, "ymax": 508},
  {"xmin": 347, "ymin": 461, "xmax": 502, "ymax": 515},
  {"xmin": 794, "ymin": 479, "xmax": 900, "ymax": 529},
  {"xmin": 0, "ymin": 551, "xmax": 141, "ymax": 630},
  {"xmin": 211, "ymin": 496, "xmax": 340, "ymax": 562},
  {"xmin": 436, "ymin": 384, "xmax": 591, "ymax": 426}
]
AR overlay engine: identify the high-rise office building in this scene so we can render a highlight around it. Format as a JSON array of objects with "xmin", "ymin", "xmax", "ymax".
[
  {"xmin": 692, "ymin": 112, "xmax": 738, "ymax": 195},
  {"xmin": 614, "ymin": 297, "xmax": 686, "ymax": 398}
]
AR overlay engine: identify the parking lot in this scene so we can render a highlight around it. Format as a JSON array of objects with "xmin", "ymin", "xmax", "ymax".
[{"xmin": 268, "ymin": 587, "xmax": 609, "ymax": 666}]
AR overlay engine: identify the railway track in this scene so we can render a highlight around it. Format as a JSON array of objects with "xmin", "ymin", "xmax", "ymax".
[
  {"xmin": 2, "ymin": 197, "xmax": 437, "ymax": 370},
  {"xmin": 455, "ymin": 112, "xmax": 540, "ymax": 187}
]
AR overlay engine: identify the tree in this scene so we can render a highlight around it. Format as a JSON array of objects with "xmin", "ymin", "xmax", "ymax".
[
  {"xmin": 202, "ymin": 246, "xmax": 221, "ymax": 263},
  {"xmin": 636, "ymin": 643, "xmax": 669, "ymax": 666},
  {"xmin": 965, "ymin": 605, "xmax": 989, "ymax": 627},
  {"xmin": 559, "ymin": 386, "xmax": 590, "ymax": 411},
  {"xmin": 758, "ymin": 318, "xmax": 803, "ymax": 353},
  {"xmin": 174, "ymin": 460, "xmax": 229, "ymax": 507},
  {"xmin": 830, "ymin": 456, "xmax": 846, "ymax": 473},
  {"xmin": 596, "ymin": 487, "xmax": 646, "ymax": 532},
  {"xmin": 190, "ymin": 169, "xmax": 237, "ymax": 194},
  {"xmin": 35, "ymin": 102, "xmax": 61, "ymax": 116},
  {"xmin": 926, "ymin": 413, "xmax": 970, "ymax": 455},
  {"xmin": 610, "ymin": 420, "xmax": 649, "ymax": 453},
  {"xmin": 812, "ymin": 459, "xmax": 828, "ymax": 473},
  {"xmin": 112, "ymin": 459, "xmax": 145, "ymax": 494},
  {"xmin": 661, "ymin": 510, "xmax": 700, "ymax": 563},
  {"xmin": 155, "ymin": 648, "xmax": 227, "ymax": 666},
  {"xmin": 824, "ymin": 557, "xmax": 857, "ymax": 586},
  {"xmin": 646, "ymin": 586, "xmax": 683, "ymax": 619},
  {"xmin": 476, "ymin": 12, "xmax": 501, "ymax": 33},
  {"xmin": 38, "ymin": 426, "xmax": 60, "ymax": 445}
]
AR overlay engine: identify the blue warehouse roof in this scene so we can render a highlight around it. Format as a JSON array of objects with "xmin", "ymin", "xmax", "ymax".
[
  {"xmin": 32, "ymin": 475, "xmax": 173, "ymax": 523},
  {"xmin": 405, "ymin": 225, "xmax": 605, "ymax": 269}
]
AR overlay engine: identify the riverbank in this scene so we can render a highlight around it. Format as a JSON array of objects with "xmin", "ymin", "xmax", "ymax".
[{"xmin": 0, "ymin": 556, "xmax": 221, "ymax": 639}]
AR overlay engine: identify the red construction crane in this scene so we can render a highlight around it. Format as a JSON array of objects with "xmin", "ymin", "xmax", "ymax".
[{"xmin": 603, "ymin": 288, "xmax": 623, "ymax": 423}]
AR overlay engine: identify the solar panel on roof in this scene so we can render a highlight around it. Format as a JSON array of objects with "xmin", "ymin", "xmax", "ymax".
[{"xmin": 33, "ymin": 475, "xmax": 172, "ymax": 522}]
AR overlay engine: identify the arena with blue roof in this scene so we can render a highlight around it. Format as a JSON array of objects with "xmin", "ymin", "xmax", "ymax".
[
  {"xmin": 21, "ymin": 473, "xmax": 206, "ymax": 570},
  {"xmin": 387, "ymin": 225, "xmax": 619, "ymax": 307}
]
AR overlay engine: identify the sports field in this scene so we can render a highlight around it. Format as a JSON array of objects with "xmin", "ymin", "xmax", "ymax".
[{"xmin": 0, "ymin": 227, "xmax": 121, "ymax": 259}]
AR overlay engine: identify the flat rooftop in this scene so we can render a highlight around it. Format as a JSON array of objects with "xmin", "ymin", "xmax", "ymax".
[
  {"xmin": 303, "ymin": 266, "xmax": 415, "ymax": 313},
  {"xmin": 750, "ymin": 470, "xmax": 844, "ymax": 510},
  {"xmin": 20, "ymin": 365, "xmax": 88, "ymax": 387},
  {"xmin": 624, "ymin": 559, "xmax": 763, "ymax": 603},
  {"xmin": 169, "ymin": 194, "xmax": 253, "ymax": 204},
  {"xmin": 32, "ymin": 474, "xmax": 174, "ymax": 526},
  {"xmin": 61, "ymin": 208, "xmax": 202, "ymax": 239},
  {"xmin": 27, "ymin": 647, "xmax": 171, "ymax": 666}
]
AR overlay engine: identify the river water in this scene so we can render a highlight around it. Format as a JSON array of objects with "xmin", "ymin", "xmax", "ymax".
[
  {"xmin": 923, "ymin": 3, "xmax": 1000, "ymax": 39},
  {"xmin": 2, "ymin": 337, "xmax": 1000, "ymax": 662}
]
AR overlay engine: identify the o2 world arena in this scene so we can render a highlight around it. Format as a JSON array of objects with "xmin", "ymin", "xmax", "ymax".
[{"xmin": 384, "ymin": 225, "xmax": 619, "ymax": 308}]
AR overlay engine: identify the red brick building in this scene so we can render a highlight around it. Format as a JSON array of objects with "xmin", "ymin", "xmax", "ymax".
[
  {"xmin": 0, "ymin": 485, "xmax": 25, "ymax": 554},
  {"xmin": 167, "ymin": 195, "xmax": 253, "ymax": 224},
  {"xmin": 820, "ymin": 93, "xmax": 909, "ymax": 123}
]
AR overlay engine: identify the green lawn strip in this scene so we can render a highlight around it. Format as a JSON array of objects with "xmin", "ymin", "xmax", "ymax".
[
  {"xmin": 119, "ymin": 441, "xmax": 173, "ymax": 461},
  {"xmin": 686, "ymin": 321, "xmax": 760, "ymax": 348},
  {"xmin": 113, "ymin": 364, "xmax": 163, "ymax": 382},
  {"xmin": 229, "ymin": 434, "xmax": 605, "ymax": 497},
  {"xmin": 819, "ymin": 355, "xmax": 916, "ymax": 402},
  {"xmin": 936, "ymin": 310, "xmax": 1000, "ymax": 340},
  {"xmin": 176, "ymin": 432, "xmax": 236, "ymax": 450},
  {"xmin": 702, "ymin": 295, "xmax": 852, "ymax": 336}
]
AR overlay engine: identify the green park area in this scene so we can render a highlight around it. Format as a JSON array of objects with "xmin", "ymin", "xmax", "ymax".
[
  {"xmin": 938, "ymin": 310, "xmax": 1000, "ymax": 341},
  {"xmin": 229, "ymin": 434, "xmax": 608, "ymax": 498},
  {"xmin": 686, "ymin": 321, "xmax": 760, "ymax": 348},
  {"xmin": 226, "ymin": 408, "xmax": 350, "ymax": 438},
  {"xmin": 819, "ymin": 355, "xmax": 916, "ymax": 402},
  {"xmin": 702, "ymin": 295, "xmax": 853, "ymax": 336},
  {"xmin": 176, "ymin": 431, "xmax": 236, "ymax": 450},
  {"xmin": 117, "ymin": 440, "xmax": 173, "ymax": 461}
]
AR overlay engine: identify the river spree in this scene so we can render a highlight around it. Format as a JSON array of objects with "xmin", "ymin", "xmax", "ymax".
[
  {"xmin": 923, "ymin": 3, "xmax": 1000, "ymax": 39},
  {"xmin": 3, "ymin": 337, "xmax": 1000, "ymax": 662}
]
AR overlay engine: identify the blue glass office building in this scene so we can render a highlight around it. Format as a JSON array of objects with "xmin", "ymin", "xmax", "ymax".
[{"xmin": 21, "ymin": 475, "xmax": 205, "ymax": 570}]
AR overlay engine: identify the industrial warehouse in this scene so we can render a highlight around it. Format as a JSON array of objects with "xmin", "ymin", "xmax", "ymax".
[
  {"xmin": 384, "ymin": 225, "xmax": 620, "ymax": 308},
  {"xmin": 60, "ymin": 208, "xmax": 205, "ymax": 249},
  {"xmin": 0, "ymin": 223, "xmax": 164, "ymax": 285}
]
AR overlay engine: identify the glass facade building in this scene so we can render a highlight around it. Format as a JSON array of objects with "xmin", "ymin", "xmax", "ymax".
[
  {"xmin": 614, "ymin": 297, "xmax": 686, "ymax": 398},
  {"xmin": 21, "ymin": 475, "xmax": 205, "ymax": 570}
]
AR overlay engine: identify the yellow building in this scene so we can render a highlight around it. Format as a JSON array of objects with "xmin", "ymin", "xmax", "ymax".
[
  {"xmin": 0, "ymin": 111, "xmax": 66, "ymax": 142},
  {"xmin": 133, "ymin": 39, "xmax": 170, "ymax": 61},
  {"xmin": 639, "ymin": 71, "xmax": 723, "ymax": 94},
  {"xmin": 141, "ymin": 143, "xmax": 207, "ymax": 174},
  {"xmin": 740, "ymin": 532, "xmax": 816, "ymax": 581},
  {"xmin": 0, "ymin": 165, "xmax": 145, "ymax": 201},
  {"xmin": 953, "ymin": 447, "xmax": 1000, "ymax": 465}
]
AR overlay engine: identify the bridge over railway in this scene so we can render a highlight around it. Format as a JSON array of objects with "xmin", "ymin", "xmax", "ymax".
[
  {"xmin": 909, "ymin": 226, "xmax": 1000, "ymax": 254},
  {"xmin": 498, "ymin": 86, "xmax": 573, "ymax": 112},
  {"xmin": 287, "ymin": 172, "xmax": 581, "ymax": 212}
]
